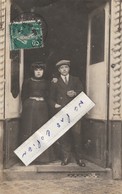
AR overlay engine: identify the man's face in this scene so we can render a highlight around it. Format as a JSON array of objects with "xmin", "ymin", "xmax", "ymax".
[
  {"xmin": 34, "ymin": 68, "xmax": 44, "ymax": 78},
  {"xmin": 58, "ymin": 65, "xmax": 70, "ymax": 76}
]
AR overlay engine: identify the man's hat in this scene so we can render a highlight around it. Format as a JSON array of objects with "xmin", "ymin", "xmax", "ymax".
[{"xmin": 56, "ymin": 60, "xmax": 70, "ymax": 68}]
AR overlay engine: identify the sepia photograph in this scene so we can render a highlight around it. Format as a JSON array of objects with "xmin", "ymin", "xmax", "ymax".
[{"xmin": 0, "ymin": 0, "xmax": 122, "ymax": 193}]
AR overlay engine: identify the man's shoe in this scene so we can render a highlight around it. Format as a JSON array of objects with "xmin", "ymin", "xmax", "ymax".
[
  {"xmin": 77, "ymin": 159, "xmax": 86, "ymax": 167},
  {"xmin": 61, "ymin": 158, "xmax": 69, "ymax": 166}
]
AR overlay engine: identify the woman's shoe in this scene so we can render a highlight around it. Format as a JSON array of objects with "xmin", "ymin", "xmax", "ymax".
[
  {"xmin": 77, "ymin": 159, "xmax": 86, "ymax": 167},
  {"xmin": 61, "ymin": 158, "xmax": 69, "ymax": 166}
]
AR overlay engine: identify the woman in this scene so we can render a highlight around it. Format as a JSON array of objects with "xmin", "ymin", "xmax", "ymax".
[{"xmin": 20, "ymin": 62, "xmax": 55, "ymax": 164}]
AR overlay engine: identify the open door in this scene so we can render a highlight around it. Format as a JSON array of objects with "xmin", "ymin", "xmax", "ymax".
[{"xmin": 83, "ymin": 3, "xmax": 110, "ymax": 167}]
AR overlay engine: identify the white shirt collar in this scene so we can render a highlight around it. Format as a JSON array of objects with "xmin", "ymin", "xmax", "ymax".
[{"xmin": 61, "ymin": 74, "xmax": 69, "ymax": 82}]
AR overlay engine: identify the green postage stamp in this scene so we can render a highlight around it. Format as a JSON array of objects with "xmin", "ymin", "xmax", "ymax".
[{"xmin": 10, "ymin": 20, "xmax": 43, "ymax": 50}]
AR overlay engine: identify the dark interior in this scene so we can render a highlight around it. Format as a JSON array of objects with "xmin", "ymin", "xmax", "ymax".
[
  {"xmin": 7, "ymin": 0, "xmax": 109, "ymax": 168},
  {"xmin": 11, "ymin": 0, "xmax": 106, "ymax": 86}
]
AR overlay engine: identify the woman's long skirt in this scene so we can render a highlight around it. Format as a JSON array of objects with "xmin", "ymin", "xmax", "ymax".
[{"xmin": 20, "ymin": 98, "xmax": 55, "ymax": 164}]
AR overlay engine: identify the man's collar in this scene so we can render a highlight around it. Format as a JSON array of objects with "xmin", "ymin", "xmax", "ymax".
[{"xmin": 61, "ymin": 74, "xmax": 69, "ymax": 79}]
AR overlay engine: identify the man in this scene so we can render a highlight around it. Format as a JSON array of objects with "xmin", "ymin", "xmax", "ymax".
[{"xmin": 49, "ymin": 60, "xmax": 85, "ymax": 167}]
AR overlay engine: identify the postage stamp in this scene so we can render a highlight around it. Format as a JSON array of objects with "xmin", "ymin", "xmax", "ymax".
[{"xmin": 10, "ymin": 20, "xmax": 43, "ymax": 50}]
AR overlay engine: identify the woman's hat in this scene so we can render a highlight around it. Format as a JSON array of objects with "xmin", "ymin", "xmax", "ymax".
[
  {"xmin": 31, "ymin": 62, "xmax": 46, "ymax": 70},
  {"xmin": 56, "ymin": 60, "xmax": 70, "ymax": 68}
]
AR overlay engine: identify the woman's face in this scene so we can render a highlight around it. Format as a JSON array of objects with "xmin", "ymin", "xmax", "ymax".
[{"xmin": 34, "ymin": 68, "xmax": 44, "ymax": 78}]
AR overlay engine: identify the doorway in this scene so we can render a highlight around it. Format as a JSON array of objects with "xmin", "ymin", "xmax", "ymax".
[{"xmin": 4, "ymin": 0, "xmax": 111, "ymax": 172}]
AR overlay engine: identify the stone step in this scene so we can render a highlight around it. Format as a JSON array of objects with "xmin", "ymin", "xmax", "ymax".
[{"xmin": 3, "ymin": 160, "xmax": 112, "ymax": 181}]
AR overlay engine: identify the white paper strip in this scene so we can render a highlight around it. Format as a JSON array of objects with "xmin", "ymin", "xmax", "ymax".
[{"xmin": 14, "ymin": 92, "xmax": 95, "ymax": 166}]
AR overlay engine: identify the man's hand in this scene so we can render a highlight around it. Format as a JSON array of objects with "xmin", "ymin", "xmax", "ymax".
[
  {"xmin": 51, "ymin": 78, "xmax": 58, "ymax": 83},
  {"xmin": 67, "ymin": 90, "xmax": 76, "ymax": 97},
  {"xmin": 55, "ymin": 103, "xmax": 61, "ymax": 108}
]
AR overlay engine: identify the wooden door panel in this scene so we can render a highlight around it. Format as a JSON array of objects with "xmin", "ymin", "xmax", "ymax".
[
  {"xmin": 82, "ymin": 119, "xmax": 107, "ymax": 167},
  {"xmin": 84, "ymin": 3, "xmax": 110, "ymax": 167},
  {"xmin": 4, "ymin": 119, "xmax": 20, "ymax": 168}
]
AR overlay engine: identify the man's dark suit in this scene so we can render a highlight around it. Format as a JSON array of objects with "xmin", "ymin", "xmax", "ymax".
[{"xmin": 49, "ymin": 75, "xmax": 84, "ymax": 161}]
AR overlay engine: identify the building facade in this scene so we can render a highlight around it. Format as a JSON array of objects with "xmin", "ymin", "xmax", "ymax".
[{"xmin": 0, "ymin": 0, "xmax": 122, "ymax": 179}]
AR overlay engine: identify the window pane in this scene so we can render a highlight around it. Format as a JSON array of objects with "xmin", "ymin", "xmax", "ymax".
[{"xmin": 90, "ymin": 9, "xmax": 105, "ymax": 64}]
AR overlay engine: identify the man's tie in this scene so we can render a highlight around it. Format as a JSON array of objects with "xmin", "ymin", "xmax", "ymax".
[{"xmin": 64, "ymin": 76, "xmax": 68, "ymax": 85}]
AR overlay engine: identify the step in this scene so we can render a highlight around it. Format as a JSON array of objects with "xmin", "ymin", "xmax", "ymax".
[{"xmin": 3, "ymin": 160, "xmax": 112, "ymax": 181}]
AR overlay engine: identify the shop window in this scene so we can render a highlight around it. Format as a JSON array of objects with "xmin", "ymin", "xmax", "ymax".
[
  {"xmin": 90, "ymin": 9, "xmax": 105, "ymax": 64},
  {"xmin": 10, "ymin": 50, "xmax": 20, "ymax": 98}
]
